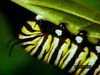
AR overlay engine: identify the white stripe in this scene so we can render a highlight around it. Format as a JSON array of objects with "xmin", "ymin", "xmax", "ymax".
[
  {"xmin": 81, "ymin": 52, "xmax": 98, "ymax": 75},
  {"xmin": 48, "ymin": 37, "xmax": 59, "ymax": 63},
  {"xmin": 69, "ymin": 52, "xmax": 85, "ymax": 73},
  {"xmin": 30, "ymin": 36, "xmax": 44, "ymax": 55},
  {"xmin": 54, "ymin": 43, "xmax": 67, "ymax": 65},
  {"xmin": 38, "ymin": 35, "xmax": 52, "ymax": 59},
  {"xmin": 19, "ymin": 32, "xmax": 42, "ymax": 39},
  {"xmin": 22, "ymin": 37, "xmax": 42, "ymax": 45},
  {"xmin": 61, "ymin": 44, "xmax": 78, "ymax": 69},
  {"xmin": 93, "ymin": 65, "xmax": 100, "ymax": 75}
]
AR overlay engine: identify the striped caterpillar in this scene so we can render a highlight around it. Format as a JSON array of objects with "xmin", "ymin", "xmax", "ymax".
[
  {"xmin": 10, "ymin": 0, "xmax": 100, "ymax": 75},
  {"xmin": 18, "ymin": 16, "xmax": 100, "ymax": 75}
]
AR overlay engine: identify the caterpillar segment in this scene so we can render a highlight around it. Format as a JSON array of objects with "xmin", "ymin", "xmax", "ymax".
[{"xmin": 18, "ymin": 19, "xmax": 100, "ymax": 75}]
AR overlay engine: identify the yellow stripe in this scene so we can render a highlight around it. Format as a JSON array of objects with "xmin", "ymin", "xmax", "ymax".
[
  {"xmin": 27, "ymin": 21, "xmax": 40, "ymax": 31},
  {"xmin": 62, "ymin": 38, "xmax": 71, "ymax": 56},
  {"xmin": 19, "ymin": 31, "xmax": 43, "ymax": 39},
  {"xmin": 69, "ymin": 47, "xmax": 89, "ymax": 73},
  {"xmin": 38, "ymin": 35, "xmax": 52, "ymax": 59},
  {"xmin": 30, "ymin": 36, "xmax": 44, "ymax": 56},
  {"xmin": 54, "ymin": 38, "xmax": 71, "ymax": 66},
  {"xmin": 79, "ymin": 47, "xmax": 89, "ymax": 65},
  {"xmin": 93, "ymin": 65, "xmax": 100, "ymax": 75},
  {"xmin": 47, "ymin": 37, "xmax": 59, "ymax": 63},
  {"xmin": 43, "ymin": 37, "xmax": 59, "ymax": 63},
  {"xmin": 59, "ymin": 43, "xmax": 78, "ymax": 69},
  {"xmin": 75, "ymin": 52, "xmax": 97, "ymax": 75},
  {"xmin": 21, "ymin": 26, "xmax": 33, "ymax": 34},
  {"xmin": 25, "ymin": 44, "xmax": 37, "ymax": 52},
  {"xmin": 61, "ymin": 44, "xmax": 78, "ymax": 69},
  {"xmin": 25, "ymin": 37, "xmax": 42, "ymax": 52}
]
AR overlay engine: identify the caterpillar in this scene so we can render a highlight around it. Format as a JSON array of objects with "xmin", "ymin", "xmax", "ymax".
[
  {"xmin": 18, "ymin": 16, "xmax": 100, "ymax": 75},
  {"xmin": 10, "ymin": 0, "xmax": 100, "ymax": 75}
]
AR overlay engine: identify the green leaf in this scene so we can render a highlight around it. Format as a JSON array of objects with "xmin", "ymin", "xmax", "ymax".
[{"xmin": 11, "ymin": 0, "xmax": 100, "ymax": 43}]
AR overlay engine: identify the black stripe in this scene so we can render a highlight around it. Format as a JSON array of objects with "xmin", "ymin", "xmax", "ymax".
[
  {"xmin": 73, "ymin": 51, "xmax": 91, "ymax": 74},
  {"xmin": 24, "ymin": 23, "xmax": 35, "ymax": 32},
  {"xmin": 58, "ymin": 40, "xmax": 72, "ymax": 67},
  {"xmin": 22, "ymin": 44, "xmax": 34, "ymax": 48},
  {"xmin": 20, "ymin": 29, "xmax": 42, "ymax": 36},
  {"xmin": 87, "ymin": 54, "xmax": 99, "ymax": 74},
  {"xmin": 32, "ymin": 34, "xmax": 48, "ymax": 58},
  {"xmin": 50, "ymin": 38, "xmax": 66, "ymax": 64},
  {"xmin": 20, "ymin": 35, "xmax": 43, "ymax": 42},
  {"xmin": 28, "ymin": 46, "xmax": 36, "ymax": 54},
  {"xmin": 20, "ymin": 31, "xmax": 31, "ymax": 36},
  {"xmin": 41, "ymin": 36, "xmax": 54, "ymax": 61},
  {"xmin": 63, "ymin": 44, "xmax": 85, "ymax": 73}
]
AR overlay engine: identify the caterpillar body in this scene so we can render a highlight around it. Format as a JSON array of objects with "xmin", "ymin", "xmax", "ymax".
[{"xmin": 18, "ymin": 17, "xmax": 100, "ymax": 75}]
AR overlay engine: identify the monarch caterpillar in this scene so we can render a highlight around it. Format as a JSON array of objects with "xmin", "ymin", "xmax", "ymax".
[
  {"xmin": 17, "ymin": 17, "xmax": 100, "ymax": 75},
  {"xmin": 10, "ymin": 0, "xmax": 100, "ymax": 75}
]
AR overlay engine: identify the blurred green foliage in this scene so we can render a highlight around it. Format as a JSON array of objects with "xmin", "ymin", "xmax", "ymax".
[{"xmin": 79, "ymin": 0, "xmax": 100, "ymax": 11}]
